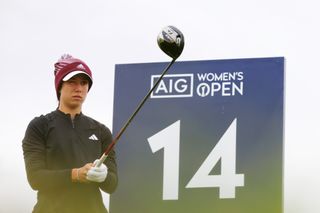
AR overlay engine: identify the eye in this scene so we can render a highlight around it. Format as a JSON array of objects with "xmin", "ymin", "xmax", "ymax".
[
  {"xmin": 68, "ymin": 79, "xmax": 77, "ymax": 84},
  {"xmin": 80, "ymin": 80, "xmax": 89, "ymax": 86}
]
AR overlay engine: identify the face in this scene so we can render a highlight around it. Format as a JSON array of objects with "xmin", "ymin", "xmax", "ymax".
[{"xmin": 59, "ymin": 74, "xmax": 90, "ymax": 111}]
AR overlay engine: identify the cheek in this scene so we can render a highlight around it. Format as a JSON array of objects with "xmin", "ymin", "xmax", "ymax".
[
  {"xmin": 83, "ymin": 85, "xmax": 89, "ymax": 93},
  {"xmin": 81, "ymin": 86, "xmax": 89, "ymax": 97},
  {"xmin": 60, "ymin": 86, "xmax": 71, "ymax": 94}
]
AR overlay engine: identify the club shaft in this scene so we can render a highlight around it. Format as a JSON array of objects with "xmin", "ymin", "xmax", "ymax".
[{"xmin": 95, "ymin": 59, "xmax": 176, "ymax": 167}]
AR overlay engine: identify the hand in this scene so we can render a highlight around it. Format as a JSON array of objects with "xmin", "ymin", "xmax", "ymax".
[
  {"xmin": 72, "ymin": 163, "xmax": 93, "ymax": 183},
  {"xmin": 86, "ymin": 159, "xmax": 108, "ymax": 183}
]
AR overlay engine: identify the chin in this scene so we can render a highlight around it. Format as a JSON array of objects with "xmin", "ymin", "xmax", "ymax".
[{"xmin": 68, "ymin": 102, "xmax": 83, "ymax": 109}]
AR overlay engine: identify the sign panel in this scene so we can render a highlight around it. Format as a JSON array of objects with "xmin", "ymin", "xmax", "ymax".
[{"xmin": 110, "ymin": 57, "xmax": 284, "ymax": 213}]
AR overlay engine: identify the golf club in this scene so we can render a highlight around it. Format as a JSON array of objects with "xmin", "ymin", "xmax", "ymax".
[{"xmin": 94, "ymin": 26, "xmax": 184, "ymax": 167}]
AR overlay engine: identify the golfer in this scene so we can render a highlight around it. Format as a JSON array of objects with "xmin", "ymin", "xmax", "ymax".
[{"xmin": 22, "ymin": 54, "xmax": 118, "ymax": 213}]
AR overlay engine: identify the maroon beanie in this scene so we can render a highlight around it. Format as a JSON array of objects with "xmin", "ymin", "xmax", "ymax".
[{"xmin": 54, "ymin": 54, "xmax": 93, "ymax": 99}]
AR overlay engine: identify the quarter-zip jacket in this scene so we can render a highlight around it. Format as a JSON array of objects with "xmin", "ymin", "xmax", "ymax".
[{"xmin": 22, "ymin": 110, "xmax": 118, "ymax": 213}]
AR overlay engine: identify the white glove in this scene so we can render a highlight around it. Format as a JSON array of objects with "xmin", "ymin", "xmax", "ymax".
[{"xmin": 86, "ymin": 160, "xmax": 108, "ymax": 183}]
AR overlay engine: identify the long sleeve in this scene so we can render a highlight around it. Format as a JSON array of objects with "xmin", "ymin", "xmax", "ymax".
[
  {"xmin": 98, "ymin": 124, "xmax": 118, "ymax": 194},
  {"xmin": 22, "ymin": 111, "xmax": 116, "ymax": 213},
  {"xmin": 22, "ymin": 116, "xmax": 72, "ymax": 191}
]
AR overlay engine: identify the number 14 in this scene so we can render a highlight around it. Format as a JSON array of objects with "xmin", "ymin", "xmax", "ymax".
[{"xmin": 148, "ymin": 118, "xmax": 244, "ymax": 200}]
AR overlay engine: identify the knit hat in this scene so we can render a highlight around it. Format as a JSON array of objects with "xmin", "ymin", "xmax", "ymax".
[{"xmin": 54, "ymin": 54, "xmax": 93, "ymax": 99}]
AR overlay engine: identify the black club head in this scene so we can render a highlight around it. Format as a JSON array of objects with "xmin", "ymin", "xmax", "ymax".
[{"xmin": 157, "ymin": 26, "xmax": 184, "ymax": 60}]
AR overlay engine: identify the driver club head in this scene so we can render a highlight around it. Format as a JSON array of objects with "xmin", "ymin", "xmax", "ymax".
[{"xmin": 157, "ymin": 26, "xmax": 184, "ymax": 60}]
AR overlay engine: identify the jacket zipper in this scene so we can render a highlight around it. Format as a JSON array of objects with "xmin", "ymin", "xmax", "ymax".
[{"xmin": 70, "ymin": 117, "xmax": 75, "ymax": 128}]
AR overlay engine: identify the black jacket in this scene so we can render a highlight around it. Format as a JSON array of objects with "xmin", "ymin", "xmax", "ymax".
[{"xmin": 22, "ymin": 110, "xmax": 118, "ymax": 213}]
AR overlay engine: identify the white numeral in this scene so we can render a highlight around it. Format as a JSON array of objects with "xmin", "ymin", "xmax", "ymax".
[
  {"xmin": 148, "ymin": 120, "xmax": 180, "ymax": 200},
  {"xmin": 186, "ymin": 118, "xmax": 244, "ymax": 198},
  {"xmin": 148, "ymin": 118, "xmax": 244, "ymax": 200}
]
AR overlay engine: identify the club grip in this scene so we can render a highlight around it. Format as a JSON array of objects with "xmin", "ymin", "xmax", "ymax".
[{"xmin": 94, "ymin": 153, "xmax": 108, "ymax": 167}]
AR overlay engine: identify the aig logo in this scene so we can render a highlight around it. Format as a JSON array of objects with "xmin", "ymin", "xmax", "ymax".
[{"xmin": 151, "ymin": 74, "xmax": 194, "ymax": 98}]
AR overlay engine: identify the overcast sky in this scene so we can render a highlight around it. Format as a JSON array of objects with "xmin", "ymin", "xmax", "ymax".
[{"xmin": 1, "ymin": 0, "xmax": 320, "ymax": 212}]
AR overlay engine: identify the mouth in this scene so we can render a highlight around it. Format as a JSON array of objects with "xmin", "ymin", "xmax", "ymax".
[{"xmin": 72, "ymin": 95, "xmax": 82, "ymax": 100}]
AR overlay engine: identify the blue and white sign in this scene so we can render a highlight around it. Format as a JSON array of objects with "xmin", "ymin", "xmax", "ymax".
[{"xmin": 110, "ymin": 57, "xmax": 284, "ymax": 213}]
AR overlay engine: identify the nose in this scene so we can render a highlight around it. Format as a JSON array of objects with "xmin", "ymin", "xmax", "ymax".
[{"xmin": 74, "ymin": 82, "xmax": 83, "ymax": 91}]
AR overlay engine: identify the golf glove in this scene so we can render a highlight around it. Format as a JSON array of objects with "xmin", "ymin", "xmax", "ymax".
[{"xmin": 86, "ymin": 160, "xmax": 108, "ymax": 183}]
